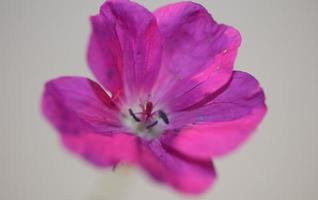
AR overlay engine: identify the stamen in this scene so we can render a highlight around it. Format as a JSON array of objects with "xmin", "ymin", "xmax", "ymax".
[
  {"xmin": 146, "ymin": 121, "xmax": 158, "ymax": 129},
  {"xmin": 112, "ymin": 163, "xmax": 118, "ymax": 171},
  {"xmin": 128, "ymin": 108, "xmax": 140, "ymax": 122},
  {"xmin": 158, "ymin": 110, "xmax": 169, "ymax": 124}
]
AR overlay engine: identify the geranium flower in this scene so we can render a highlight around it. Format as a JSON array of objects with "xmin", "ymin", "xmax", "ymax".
[{"xmin": 41, "ymin": 0, "xmax": 267, "ymax": 194}]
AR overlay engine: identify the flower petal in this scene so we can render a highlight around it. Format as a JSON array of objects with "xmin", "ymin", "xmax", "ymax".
[
  {"xmin": 87, "ymin": 1, "xmax": 162, "ymax": 102},
  {"xmin": 42, "ymin": 76, "xmax": 137, "ymax": 166},
  {"xmin": 87, "ymin": 15, "xmax": 123, "ymax": 99},
  {"xmin": 138, "ymin": 139, "xmax": 216, "ymax": 194},
  {"xmin": 163, "ymin": 71, "xmax": 267, "ymax": 159},
  {"xmin": 42, "ymin": 76, "xmax": 121, "ymax": 134},
  {"xmin": 62, "ymin": 132, "xmax": 137, "ymax": 167},
  {"xmin": 153, "ymin": 2, "xmax": 241, "ymax": 111}
]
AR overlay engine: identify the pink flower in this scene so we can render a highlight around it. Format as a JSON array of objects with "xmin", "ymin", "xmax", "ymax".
[{"xmin": 41, "ymin": 0, "xmax": 267, "ymax": 194}]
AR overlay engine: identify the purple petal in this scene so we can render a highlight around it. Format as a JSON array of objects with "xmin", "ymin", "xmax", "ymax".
[
  {"xmin": 42, "ymin": 76, "xmax": 121, "ymax": 133},
  {"xmin": 138, "ymin": 139, "xmax": 216, "ymax": 194},
  {"xmin": 63, "ymin": 132, "xmax": 137, "ymax": 167},
  {"xmin": 152, "ymin": 2, "xmax": 241, "ymax": 111},
  {"xmin": 163, "ymin": 71, "xmax": 267, "ymax": 159},
  {"xmin": 42, "ymin": 76, "xmax": 137, "ymax": 166},
  {"xmin": 87, "ymin": 1, "xmax": 162, "ymax": 102},
  {"xmin": 87, "ymin": 15, "xmax": 124, "ymax": 99}
]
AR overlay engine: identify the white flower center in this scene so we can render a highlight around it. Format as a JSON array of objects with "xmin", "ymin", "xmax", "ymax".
[{"xmin": 121, "ymin": 101, "xmax": 169, "ymax": 140}]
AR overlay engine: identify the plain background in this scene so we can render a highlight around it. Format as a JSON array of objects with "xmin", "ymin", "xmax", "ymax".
[{"xmin": 1, "ymin": 0, "xmax": 318, "ymax": 199}]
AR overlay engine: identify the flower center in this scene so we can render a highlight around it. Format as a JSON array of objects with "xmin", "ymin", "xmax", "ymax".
[{"xmin": 122, "ymin": 101, "xmax": 169, "ymax": 140}]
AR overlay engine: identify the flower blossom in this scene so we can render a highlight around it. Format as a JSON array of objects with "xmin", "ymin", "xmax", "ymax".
[{"xmin": 42, "ymin": 0, "xmax": 267, "ymax": 194}]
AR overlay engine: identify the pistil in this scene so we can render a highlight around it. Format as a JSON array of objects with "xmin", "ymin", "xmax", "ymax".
[{"xmin": 125, "ymin": 102, "xmax": 170, "ymax": 139}]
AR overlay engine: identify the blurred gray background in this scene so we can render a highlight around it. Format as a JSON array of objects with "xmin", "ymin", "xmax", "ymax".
[{"xmin": 1, "ymin": 0, "xmax": 317, "ymax": 199}]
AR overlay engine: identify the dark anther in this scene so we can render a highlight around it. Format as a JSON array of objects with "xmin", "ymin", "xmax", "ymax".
[
  {"xmin": 146, "ymin": 121, "xmax": 158, "ymax": 129},
  {"xmin": 158, "ymin": 110, "xmax": 169, "ymax": 124},
  {"xmin": 112, "ymin": 163, "xmax": 118, "ymax": 171},
  {"xmin": 129, "ymin": 108, "xmax": 140, "ymax": 122}
]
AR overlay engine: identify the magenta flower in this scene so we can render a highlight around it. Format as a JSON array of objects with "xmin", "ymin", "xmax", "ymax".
[{"xmin": 42, "ymin": 0, "xmax": 267, "ymax": 194}]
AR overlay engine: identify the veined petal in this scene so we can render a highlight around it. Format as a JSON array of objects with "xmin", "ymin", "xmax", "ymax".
[
  {"xmin": 42, "ymin": 76, "xmax": 121, "ymax": 133},
  {"xmin": 153, "ymin": 2, "xmax": 241, "ymax": 111},
  {"xmin": 88, "ymin": 0, "xmax": 162, "ymax": 102},
  {"xmin": 138, "ymin": 139, "xmax": 216, "ymax": 194},
  {"xmin": 163, "ymin": 71, "xmax": 267, "ymax": 159},
  {"xmin": 42, "ymin": 76, "xmax": 137, "ymax": 166},
  {"xmin": 88, "ymin": 14, "xmax": 124, "ymax": 100}
]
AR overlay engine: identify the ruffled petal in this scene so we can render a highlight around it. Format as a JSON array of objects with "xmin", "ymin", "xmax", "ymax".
[
  {"xmin": 163, "ymin": 71, "xmax": 267, "ymax": 159},
  {"xmin": 153, "ymin": 2, "xmax": 241, "ymax": 111},
  {"xmin": 138, "ymin": 139, "xmax": 216, "ymax": 194},
  {"xmin": 42, "ymin": 76, "xmax": 137, "ymax": 166},
  {"xmin": 87, "ymin": 0, "xmax": 162, "ymax": 102}
]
